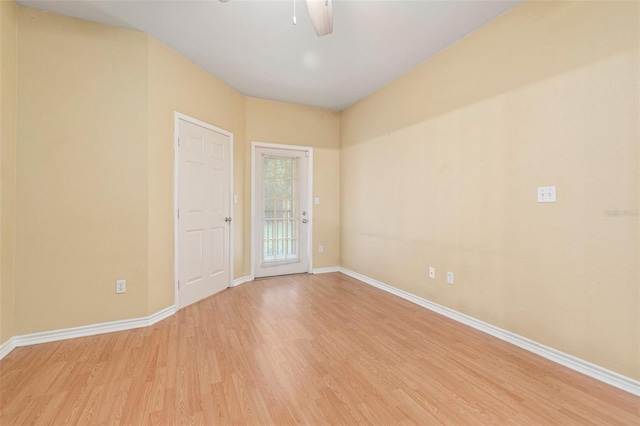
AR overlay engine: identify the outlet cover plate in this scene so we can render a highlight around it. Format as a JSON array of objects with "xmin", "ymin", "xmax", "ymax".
[
  {"xmin": 446, "ymin": 272, "xmax": 454, "ymax": 285},
  {"xmin": 537, "ymin": 186, "xmax": 556, "ymax": 203}
]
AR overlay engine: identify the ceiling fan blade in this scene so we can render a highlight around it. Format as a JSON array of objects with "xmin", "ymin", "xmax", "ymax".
[{"xmin": 306, "ymin": 0, "xmax": 333, "ymax": 37}]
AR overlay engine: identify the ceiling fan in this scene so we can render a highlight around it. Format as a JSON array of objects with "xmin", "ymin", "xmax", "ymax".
[{"xmin": 219, "ymin": 0, "xmax": 333, "ymax": 37}]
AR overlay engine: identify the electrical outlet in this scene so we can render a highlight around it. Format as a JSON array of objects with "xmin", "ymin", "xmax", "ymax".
[
  {"xmin": 537, "ymin": 186, "xmax": 556, "ymax": 203},
  {"xmin": 429, "ymin": 267, "xmax": 435, "ymax": 279},
  {"xmin": 318, "ymin": 245, "xmax": 324, "ymax": 253},
  {"xmin": 446, "ymin": 272, "xmax": 454, "ymax": 285},
  {"xmin": 116, "ymin": 279, "xmax": 126, "ymax": 294}
]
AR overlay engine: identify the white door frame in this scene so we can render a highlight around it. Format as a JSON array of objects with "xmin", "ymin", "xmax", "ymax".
[
  {"xmin": 174, "ymin": 112, "xmax": 234, "ymax": 309},
  {"xmin": 251, "ymin": 141, "xmax": 313, "ymax": 280}
]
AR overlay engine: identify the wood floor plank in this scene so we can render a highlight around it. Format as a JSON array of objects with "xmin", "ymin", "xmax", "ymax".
[{"xmin": 1, "ymin": 272, "xmax": 638, "ymax": 425}]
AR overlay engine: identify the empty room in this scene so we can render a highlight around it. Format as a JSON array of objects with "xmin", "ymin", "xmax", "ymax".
[{"xmin": 1, "ymin": 0, "xmax": 638, "ymax": 424}]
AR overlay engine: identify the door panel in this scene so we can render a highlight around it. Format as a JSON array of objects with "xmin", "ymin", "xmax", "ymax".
[
  {"xmin": 210, "ymin": 228, "xmax": 225, "ymax": 274},
  {"xmin": 178, "ymin": 119, "xmax": 231, "ymax": 308},
  {"xmin": 185, "ymin": 230, "xmax": 203, "ymax": 284},
  {"xmin": 254, "ymin": 145, "xmax": 311, "ymax": 278}
]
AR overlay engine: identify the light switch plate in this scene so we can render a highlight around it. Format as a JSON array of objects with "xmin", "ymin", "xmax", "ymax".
[{"xmin": 537, "ymin": 186, "xmax": 556, "ymax": 203}]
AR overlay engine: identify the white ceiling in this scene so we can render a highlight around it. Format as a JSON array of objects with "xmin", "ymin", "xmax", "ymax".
[{"xmin": 17, "ymin": 0, "xmax": 521, "ymax": 110}]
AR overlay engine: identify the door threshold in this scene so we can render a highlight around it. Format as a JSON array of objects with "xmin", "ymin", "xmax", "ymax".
[{"xmin": 254, "ymin": 272, "xmax": 310, "ymax": 281}]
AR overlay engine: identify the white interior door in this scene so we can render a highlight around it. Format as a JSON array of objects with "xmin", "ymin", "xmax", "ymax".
[
  {"xmin": 178, "ymin": 118, "xmax": 231, "ymax": 308},
  {"xmin": 253, "ymin": 144, "xmax": 311, "ymax": 278}
]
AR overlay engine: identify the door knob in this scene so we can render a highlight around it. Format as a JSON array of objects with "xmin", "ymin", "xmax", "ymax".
[
  {"xmin": 302, "ymin": 218, "xmax": 308, "ymax": 223},
  {"xmin": 225, "ymin": 217, "xmax": 232, "ymax": 223}
]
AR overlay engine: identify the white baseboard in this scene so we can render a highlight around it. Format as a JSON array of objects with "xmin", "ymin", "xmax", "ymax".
[
  {"xmin": 0, "ymin": 337, "xmax": 17, "ymax": 360},
  {"xmin": 338, "ymin": 267, "xmax": 640, "ymax": 397},
  {"xmin": 232, "ymin": 275, "xmax": 252, "ymax": 287},
  {"xmin": 0, "ymin": 305, "xmax": 176, "ymax": 361},
  {"xmin": 312, "ymin": 266, "xmax": 339, "ymax": 274}
]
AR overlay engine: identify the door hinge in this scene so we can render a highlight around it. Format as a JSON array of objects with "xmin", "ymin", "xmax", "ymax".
[
  {"xmin": 177, "ymin": 209, "xmax": 180, "ymax": 219},
  {"xmin": 178, "ymin": 280, "xmax": 180, "ymax": 290},
  {"xmin": 177, "ymin": 137, "xmax": 180, "ymax": 147}
]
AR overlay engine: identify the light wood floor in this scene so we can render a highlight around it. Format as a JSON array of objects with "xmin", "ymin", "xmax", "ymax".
[{"xmin": 1, "ymin": 272, "xmax": 638, "ymax": 425}]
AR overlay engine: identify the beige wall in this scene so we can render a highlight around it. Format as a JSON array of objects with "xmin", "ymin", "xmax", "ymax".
[
  {"xmin": 10, "ymin": 7, "xmax": 248, "ymax": 334},
  {"xmin": 147, "ymin": 38, "xmax": 246, "ymax": 313},
  {"xmin": 245, "ymin": 97, "xmax": 340, "ymax": 271},
  {"xmin": 0, "ymin": 0, "xmax": 18, "ymax": 344},
  {"xmin": 15, "ymin": 8, "xmax": 150, "ymax": 333},
  {"xmin": 340, "ymin": 0, "xmax": 639, "ymax": 380}
]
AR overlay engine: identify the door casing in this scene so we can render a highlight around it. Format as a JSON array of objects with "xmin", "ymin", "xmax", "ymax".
[{"xmin": 251, "ymin": 141, "xmax": 313, "ymax": 279}]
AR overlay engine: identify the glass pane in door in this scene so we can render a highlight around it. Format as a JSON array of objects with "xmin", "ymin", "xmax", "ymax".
[{"xmin": 262, "ymin": 155, "xmax": 299, "ymax": 265}]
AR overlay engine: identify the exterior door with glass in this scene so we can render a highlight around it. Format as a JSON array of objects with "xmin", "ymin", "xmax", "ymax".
[{"xmin": 253, "ymin": 144, "xmax": 311, "ymax": 278}]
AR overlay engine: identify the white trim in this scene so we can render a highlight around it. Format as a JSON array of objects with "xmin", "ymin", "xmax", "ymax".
[
  {"xmin": 313, "ymin": 266, "xmax": 339, "ymax": 274},
  {"xmin": 250, "ymin": 142, "xmax": 256, "ymax": 282},
  {"xmin": 229, "ymin": 132, "xmax": 235, "ymax": 295},
  {"xmin": 0, "ymin": 337, "xmax": 17, "ymax": 360},
  {"xmin": 174, "ymin": 112, "xmax": 234, "ymax": 309},
  {"xmin": 338, "ymin": 267, "xmax": 640, "ymax": 397},
  {"xmin": 173, "ymin": 113, "xmax": 180, "ymax": 309},
  {"xmin": 0, "ymin": 306, "xmax": 176, "ymax": 361},
  {"xmin": 232, "ymin": 275, "xmax": 252, "ymax": 287},
  {"xmin": 251, "ymin": 142, "xmax": 314, "ymax": 279}
]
